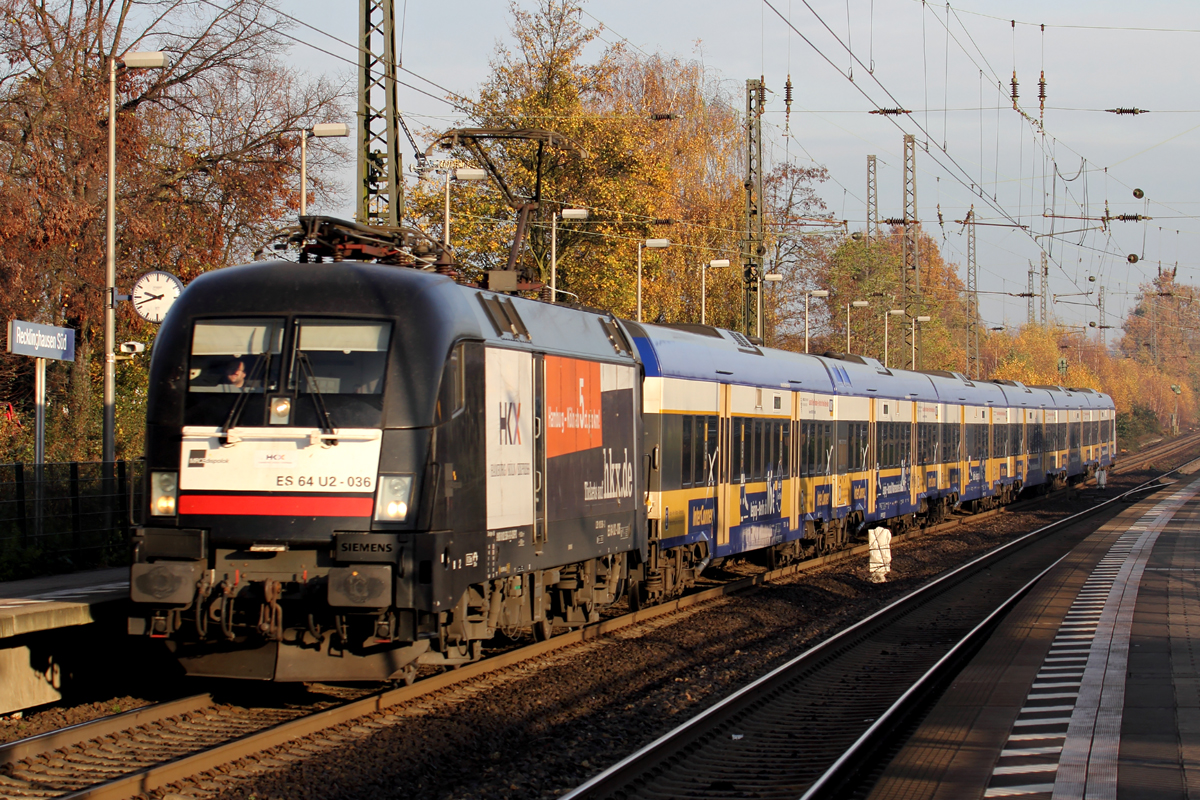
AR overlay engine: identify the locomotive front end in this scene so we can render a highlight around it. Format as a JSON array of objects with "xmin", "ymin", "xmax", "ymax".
[{"xmin": 128, "ymin": 261, "xmax": 483, "ymax": 681}]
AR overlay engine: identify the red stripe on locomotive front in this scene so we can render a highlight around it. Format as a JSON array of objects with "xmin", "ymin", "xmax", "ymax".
[{"xmin": 179, "ymin": 494, "xmax": 373, "ymax": 517}]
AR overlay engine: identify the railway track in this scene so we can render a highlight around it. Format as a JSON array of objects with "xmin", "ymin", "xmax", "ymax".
[
  {"xmin": 561, "ymin": 458, "xmax": 1199, "ymax": 800},
  {"xmin": 1, "ymin": 438, "xmax": 1192, "ymax": 800},
  {"xmin": 1112, "ymin": 430, "xmax": 1200, "ymax": 474}
]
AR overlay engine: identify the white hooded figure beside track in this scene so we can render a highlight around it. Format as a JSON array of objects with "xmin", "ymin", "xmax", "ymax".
[{"xmin": 868, "ymin": 527, "xmax": 892, "ymax": 583}]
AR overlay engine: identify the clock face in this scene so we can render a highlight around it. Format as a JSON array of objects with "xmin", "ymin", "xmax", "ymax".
[{"xmin": 131, "ymin": 271, "xmax": 184, "ymax": 324}]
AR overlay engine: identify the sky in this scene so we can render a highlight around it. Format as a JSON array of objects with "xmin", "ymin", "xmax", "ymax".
[{"xmin": 282, "ymin": 0, "xmax": 1200, "ymax": 337}]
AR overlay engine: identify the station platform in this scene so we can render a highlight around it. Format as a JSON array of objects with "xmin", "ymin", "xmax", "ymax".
[
  {"xmin": 0, "ymin": 568, "xmax": 129, "ymax": 714},
  {"xmin": 869, "ymin": 474, "xmax": 1200, "ymax": 800},
  {"xmin": 0, "ymin": 567, "xmax": 128, "ymax": 640}
]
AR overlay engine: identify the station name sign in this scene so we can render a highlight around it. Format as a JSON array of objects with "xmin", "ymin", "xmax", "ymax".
[{"xmin": 7, "ymin": 320, "xmax": 75, "ymax": 362}]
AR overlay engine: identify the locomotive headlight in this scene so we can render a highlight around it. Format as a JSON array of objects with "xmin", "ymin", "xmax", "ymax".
[
  {"xmin": 374, "ymin": 475, "xmax": 414, "ymax": 522},
  {"xmin": 150, "ymin": 471, "xmax": 178, "ymax": 517},
  {"xmin": 269, "ymin": 396, "xmax": 292, "ymax": 425}
]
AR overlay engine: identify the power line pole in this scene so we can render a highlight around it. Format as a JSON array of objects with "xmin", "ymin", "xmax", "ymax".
[
  {"xmin": 1027, "ymin": 264, "xmax": 1036, "ymax": 325},
  {"xmin": 743, "ymin": 78, "xmax": 766, "ymax": 339},
  {"xmin": 901, "ymin": 134, "xmax": 920, "ymax": 368},
  {"xmin": 966, "ymin": 206, "xmax": 979, "ymax": 379},
  {"xmin": 357, "ymin": 0, "xmax": 403, "ymax": 226},
  {"xmin": 1040, "ymin": 250, "xmax": 1049, "ymax": 325},
  {"xmin": 866, "ymin": 154, "xmax": 878, "ymax": 246}
]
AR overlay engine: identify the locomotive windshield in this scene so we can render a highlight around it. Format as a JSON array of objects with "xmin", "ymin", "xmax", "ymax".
[{"xmin": 182, "ymin": 317, "xmax": 392, "ymax": 428}]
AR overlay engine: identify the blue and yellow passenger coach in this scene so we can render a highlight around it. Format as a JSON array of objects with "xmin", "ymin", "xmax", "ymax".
[{"xmin": 627, "ymin": 322, "xmax": 1115, "ymax": 602}]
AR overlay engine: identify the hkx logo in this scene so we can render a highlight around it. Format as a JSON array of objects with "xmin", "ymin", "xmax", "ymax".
[{"xmin": 498, "ymin": 402, "xmax": 522, "ymax": 445}]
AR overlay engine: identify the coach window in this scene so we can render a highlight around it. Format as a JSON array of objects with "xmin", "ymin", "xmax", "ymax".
[
  {"xmin": 681, "ymin": 416, "xmax": 694, "ymax": 488},
  {"xmin": 797, "ymin": 422, "xmax": 805, "ymax": 477},
  {"xmin": 772, "ymin": 422, "xmax": 782, "ymax": 479},
  {"xmin": 729, "ymin": 419, "xmax": 739, "ymax": 482},
  {"xmin": 755, "ymin": 419, "xmax": 766, "ymax": 481},
  {"xmin": 835, "ymin": 421, "xmax": 848, "ymax": 475},
  {"xmin": 780, "ymin": 421, "xmax": 791, "ymax": 478}
]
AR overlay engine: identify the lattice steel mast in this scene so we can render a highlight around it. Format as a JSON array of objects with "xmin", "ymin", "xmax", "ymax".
[
  {"xmin": 743, "ymin": 78, "xmax": 766, "ymax": 339},
  {"xmin": 1027, "ymin": 265, "xmax": 1036, "ymax": 325},
  {"xmin": 901, "ymin": 135, "xmax": 920, "ymax": 368},
  {"xmin": 866, "ymin": 154, "xmax": 878, "ymax": 245},
  {"xmin": 357, "ymin": 0, "xmax": 403, "ymax": 226},
  {"xmin": 1040, "ymin": 251, "xmax": 1049, "ymax": 325}
]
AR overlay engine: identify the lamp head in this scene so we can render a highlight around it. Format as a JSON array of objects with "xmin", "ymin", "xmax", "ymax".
[
  {"xmin": 454, "ymin": 168, "xmax": 488, "ymax": 181},
  {"xmin": 560, "ymin": 208, "xmax": 589, "ymax": 220},
  {"xmin": 310, "ymin": 123, "xmax": 349, "ymax": 138},
  {"xmin": 888, "ymin": 309, "xmax": 905, "ymax": 316},
  {"xmin": 120, "ymin": 51, "xmax": 169, "ymax": 69},
  {"xmin": 810, "ymin": 290, "xmax": 829, "ymax": 298},
  {"xmin": 765, "ymin": 273, "xmax": 783, "ymax": 282},
  {"xmin": 851, "ymin": 300, "xmax": 869, "ymax": 308},
  {"xmin": 916, "ymin": 315, "xmax": 932, "ymax": 322},
  {"xmin": 708, "ymin": 259, "xmax": 731, "ymax": 268},
  {"xmin": 644, "ymin": 239, "xmax": 671, "ymax": 249}
]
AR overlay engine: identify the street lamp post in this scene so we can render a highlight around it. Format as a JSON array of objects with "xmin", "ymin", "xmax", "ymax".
[
  {"xmin": 702, "ymin": 259, "xmax": 731, "ymax": 324},
  {"xmin": 764, "ymin": 273, "xmax": 783, "ymax": 345},
  {"xmin": 551, "ymin": 208, "xmax": 589, "ymax": 303},
  {"xmin": 637, "ymin": 239, "xmax": 671, "ymax": 322},
  {"xmin": 442, "ymin": 167, "xmax": 487, "ymax": 249},
  {"xmin": 884, "ymin": 309, "xmax": 904, "ymax": 368},
  {"xmin": 804, "ymin": 289, "xmax": 829, "ymax": 353},
  {"xmin": 846, "ymin": 300, "xmax": 869, "ymax": 353},
  {"xmin": 299, "ymin": 123, "xmax": 349, "ymax": 216},
  {"xmin": 105, "ymin": 50, "xmax": 167, "ymax": 465},
  {"xmin": 912, "ymin": 315, "xmax": 932, "ymax": 369}
]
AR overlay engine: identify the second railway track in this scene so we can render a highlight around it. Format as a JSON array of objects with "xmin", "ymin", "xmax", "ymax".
[{"xmin": 562, "ymin": 459, "xmax": 1198, "ymax": 800}]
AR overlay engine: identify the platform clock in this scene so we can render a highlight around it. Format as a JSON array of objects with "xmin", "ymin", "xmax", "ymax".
[{"xmin": 131, "ymin": 271, "xmax": 184, "ymax": 324}]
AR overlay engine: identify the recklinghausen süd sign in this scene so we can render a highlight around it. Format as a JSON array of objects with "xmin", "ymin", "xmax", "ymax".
[
  {"xmin": 7, "ymin": 320, "xmax": 76, "ymax": 467},
  {"xmin": 7, "ymin": 320, "xmax": 75, "ymax": 362}
]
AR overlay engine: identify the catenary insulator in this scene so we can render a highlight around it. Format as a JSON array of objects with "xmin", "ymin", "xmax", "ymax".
[{"xmin": 784, "ymin": 75, "xmax": 793, "ymax": 131}]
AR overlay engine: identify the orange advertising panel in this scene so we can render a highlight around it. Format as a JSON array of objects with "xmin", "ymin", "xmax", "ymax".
[{"xmin": 544, "ymin": 356, "xmax": 602, "ymax": 458}]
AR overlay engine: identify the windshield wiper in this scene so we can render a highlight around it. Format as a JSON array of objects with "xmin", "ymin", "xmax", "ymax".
[
  {"xmin": 220, "ymin": 352, "xmax": 271, "ymax": 442},
  {"xmin": 297, "ymin": 350, "xmax": 337, "ymax": 443}
]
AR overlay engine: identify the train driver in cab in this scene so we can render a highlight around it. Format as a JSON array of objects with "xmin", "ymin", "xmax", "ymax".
[{"xmin": 221, "ymin": 358, "xmax": 248, "ymax": 392}]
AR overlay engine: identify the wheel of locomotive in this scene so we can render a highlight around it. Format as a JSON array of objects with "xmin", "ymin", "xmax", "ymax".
[{"xmin": 532, "ymin": 617, "xmax": 553, "ymax": 642}]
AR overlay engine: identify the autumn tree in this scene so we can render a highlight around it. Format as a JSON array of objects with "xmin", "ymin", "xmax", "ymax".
[
  {"xmin": 787, "ymin": 228, "xmax": 970, "ymax": 369},
  {"xmin": 0, "ymin": 0, "xmax": 348, "ymax": 462},
  {"xmin": 410, "ymin": 0, "xmax": 822, "ymax": 332}
]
